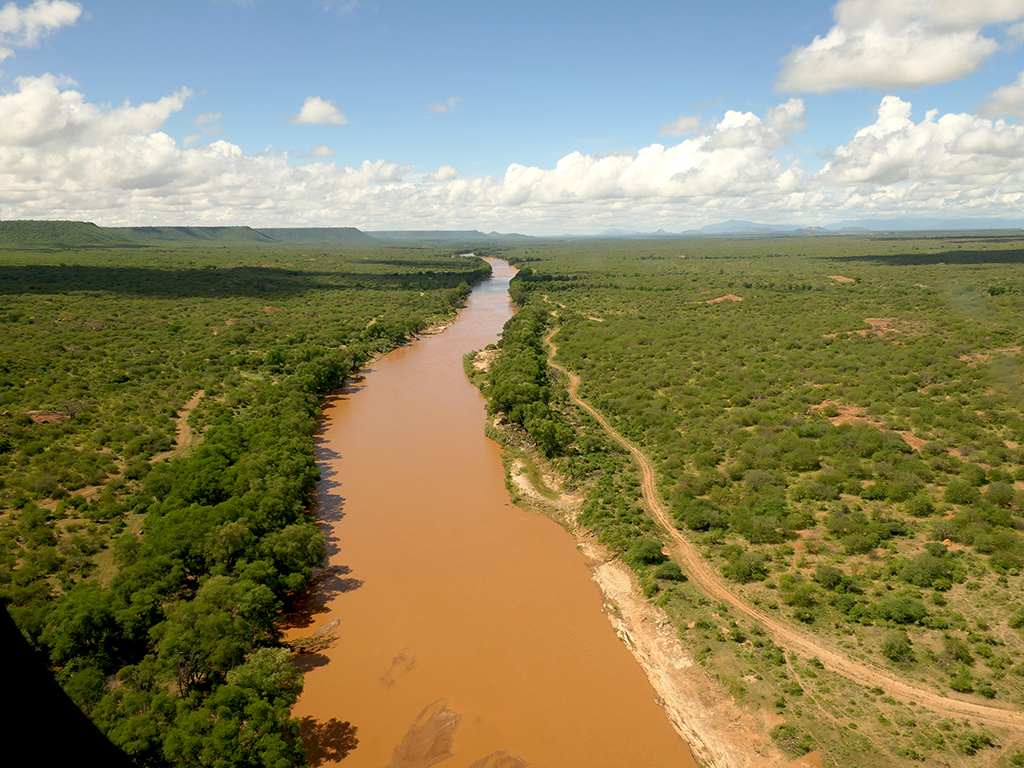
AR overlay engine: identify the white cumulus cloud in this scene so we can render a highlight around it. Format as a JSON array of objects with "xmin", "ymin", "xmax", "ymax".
[
  {"xmin": 428, "ymin": 96, "xmax": 462, "ymax": 114},
  {"xmin": 817, "ymin": 95, "xmax": 1024, "ymax": 188},
  {"xmin": 777, "ymin": 0, "xmax": 1024, "ymax": 93},
  {"xmin": 289, "ymin": 96, "xmax": 348, "ymax": 125},
  {"xmin": 192, "ymin": 111, "xmax": 221, "ymax": 126},
  {"xmin": 310, "ymin": 144, "xmax": 335, "ymax": 157},
  {"xmin": 657, "ymin": 114, "xmax": 703, "ymax": 137},
  {"xmin": 191, "ymin": 111, "xmax": 222, "ymax": 136},
  {"xmin": 425, "ymin": 164, "xmax": 459, "ymax": 182},
  {"xmin": 0, "ymin": 74, "xmax": 191, "ymax": 148},
  {"xmin": 766, "ymin": 99, "xmax": 808, "ymax": 136},
  {"xmin": 977, "ymin": 70, "xmax": 1024, "ymax": 117},
  {"xmin": 0, "ymin": 0, "xmax": 81, "ymax": 57},
  {"xmin": 495, "ymin": 104, "xmax": 807, "ymax": 206}
]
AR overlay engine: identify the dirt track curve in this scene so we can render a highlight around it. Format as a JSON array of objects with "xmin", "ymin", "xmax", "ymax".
[
  {"xmin": 151, "ymin": 389, "xmax": 205, "ymax": 464},
  {"xmin": 545, "ymin": 328, "xmax": 1024, "ymax": 731}
]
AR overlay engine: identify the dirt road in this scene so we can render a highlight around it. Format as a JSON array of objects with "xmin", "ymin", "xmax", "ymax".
[
  {"xmin": 151, "ymin": 389, "xmax": 204, "ymax": 464},
  {"xmin": 545, "ymin": 328, "xmax": 1024, "ymax": 732}
]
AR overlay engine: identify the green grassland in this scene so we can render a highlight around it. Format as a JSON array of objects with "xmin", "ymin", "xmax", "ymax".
[
  {"xmin": 0, "ymin": 235, "xmax": 490, "ymax": 767},
  {"xmin": 481, "ymin": 233, "xmax": 1024, "ymax": 767}
]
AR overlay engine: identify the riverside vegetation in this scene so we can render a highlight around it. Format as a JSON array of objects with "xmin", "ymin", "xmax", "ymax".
[
  {"xmin": 473, "ymin": 233, "xmax": 1024, "ymax": 768},
  {"xmin": 0, "ymin": 226, "xmax": 490, "ymax": 767}
]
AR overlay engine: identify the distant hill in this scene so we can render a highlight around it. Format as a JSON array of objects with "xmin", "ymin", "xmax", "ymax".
[
  {"xmin": 254, "ymin": 227, "xmax": 378, "ymax": 245},
  {"xmin": 108, "ymin": 226, "xmax": 277, "ymax": 243},
  {"xmin": 0, "ymin": 220, "xmax": 137, "ymax": 248},
  {"xmin": 826, "ymin": 217, "xmax": 1024, "ymax": 232},
  {"xmin": 366, "ymin": 230, "xmax": 533, "ymax": 244},
  {"xmin": 700, "ymin": 220, "xmax": 802, "ymax": 234}
]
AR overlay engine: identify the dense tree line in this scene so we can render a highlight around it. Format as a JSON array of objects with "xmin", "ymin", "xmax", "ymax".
[
  {"xmin": 0, "ymin": 242, "xmax": 489, "ymax": 766},
  {"xmin": 484, "ymin": 303, "xmax": 573, "ymax": 457}
]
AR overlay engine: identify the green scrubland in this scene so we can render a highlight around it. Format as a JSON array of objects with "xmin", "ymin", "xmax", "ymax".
[
  {"xmin": 0, "ymin": 235, "xmax": 489, "ymax": 767},
  {"xmin": 480, "ymin": 233, "xmax": 1024, "ymax": 768}
]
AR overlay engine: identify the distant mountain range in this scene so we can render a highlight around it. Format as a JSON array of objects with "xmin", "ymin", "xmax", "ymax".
[
  {"xmin": 366, "ymin": 229, "xmax": 535, "ymax": 244},
  {"xmin": 109, "ymin": 226, "xmax": 278, "ymax": 244},
  {"xmin": 0, "ymin": 220, "xmax": 140, "ymax": 248},
  {"xmin": 0, "ymin": 221, "xmax": 534, "ymax": 248},
  {"xmin": 594, "ymin": 217, "xmax": 1024, "ymax": 238},
  {"xmin": 3, "ymin": 218, "xmax": 1023, "ymax": 250}
]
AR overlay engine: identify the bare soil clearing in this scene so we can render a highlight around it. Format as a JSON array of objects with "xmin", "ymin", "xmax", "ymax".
[
  {"xmin": 545, "ymin": 329, "xmax": 1024, "ymax": 734},
  {"xmin": 706, "ymin": 294, "xmax": 743, "ymax": 304},
  {"xmin": 809, "ymin": 400, "xmax": 928, "ymax": 452},
  {"xmin": 957, "ymin": 345, "xmax": 1022, "ymax": 365}
]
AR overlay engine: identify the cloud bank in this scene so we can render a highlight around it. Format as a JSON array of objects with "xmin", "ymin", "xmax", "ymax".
[{"xmin": 1, "ymin": 75, "xmax": 1023, "ymax": 233}]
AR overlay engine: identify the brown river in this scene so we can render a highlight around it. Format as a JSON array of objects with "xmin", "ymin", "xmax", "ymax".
[{"xmin": 286, "ymin": 259, "xmax": 698, "ymax": 768}]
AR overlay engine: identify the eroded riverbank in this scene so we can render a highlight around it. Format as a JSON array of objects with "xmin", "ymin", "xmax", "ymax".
[{"xmin": 286, "ymin": 259, "xmax": 696, "ymax": 767}]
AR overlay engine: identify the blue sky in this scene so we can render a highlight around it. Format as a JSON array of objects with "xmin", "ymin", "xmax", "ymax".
[{"xmin": 1, "ymin": 0, "xmax": 1024, "ymax": 234}]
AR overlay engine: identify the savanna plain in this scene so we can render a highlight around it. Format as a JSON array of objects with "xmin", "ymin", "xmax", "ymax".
[{"xmin": 3, "ymin": 222, "xmax": 1024, "ymax": 768}]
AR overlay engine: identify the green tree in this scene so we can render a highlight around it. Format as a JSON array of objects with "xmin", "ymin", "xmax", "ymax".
[
  {"xmin": 881, "ymin": 631, "xmax": 915, "ymax": 663},
  {"xmin": 154, "ymin": 576, "xmax": 278, "ymax": 695},
  {"xmin": 163, "ymin": 648, "xmax": 305, "ymax": 768}
]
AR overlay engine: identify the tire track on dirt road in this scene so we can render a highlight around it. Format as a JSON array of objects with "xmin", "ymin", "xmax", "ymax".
[{"xmin": 545, "ymin": 327, "xmax": 1024, "ymax": 731}]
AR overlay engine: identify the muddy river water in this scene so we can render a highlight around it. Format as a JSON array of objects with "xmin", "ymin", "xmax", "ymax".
[{"xmin": 287, "ymin": 259, "xmax": 697, "ymax": 768}]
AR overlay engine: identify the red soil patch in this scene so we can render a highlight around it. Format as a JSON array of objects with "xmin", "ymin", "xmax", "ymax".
[
  {"xmin": 862, "ymin": 317, "xmax": 900, "ymax": 334},
  {"xmin": 901, "ymin": 433, "xmax": 928, "ymax": 452},
  {"xmin": 21, "ymin": 410, "xmax": 70, "ymax": 424},
  {"xmin": 956, "ymin": 346, "xmax": 1021, "ymax": 365},
  {"xmin": 810, "ymin": 400, "xmax": 927, "ymax": 452},
  {"xmin": 824, "ymin": 317, "xmax": 915, "ymax": 342}
]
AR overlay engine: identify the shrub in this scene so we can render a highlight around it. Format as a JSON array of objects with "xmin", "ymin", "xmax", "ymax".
[
  {"xmin": 875, "ymin": 595, "xmax": 928, "ymax": 624},
  {"xmin": 814, "ymin": 564, "xmax": 844, "ymax": 590},
  {"xmin": 784, "ymin": 583, "xmax": 819, "ymax": 609},
  {"xmin": 949, "ymin": 672, "xmax": 974, "ymax": 693},
  {"xmin": 678, "ymin": 499, "xmax": 724, "ymax": 532},
  {"xmin": 626, "ymin": 537, "xmax": 666, "ymax": 565},
  {"xmin": 937, "ymin": 638, "xmax": 970, "ymax": 667},
  {"xmin": 1008, "ymin": 608, "xmax": 1024, "ymax": 630},
  {"xmin": 724, "ymin": 551, "xmax": 768, "ymax": 583},
  {"xmin": 984, "ymin": 481, "xmax": 1014, "ymax": 507},
  {"xmin": 898, "ymin": 553, "xmax": 952, "ymax": 588},
  {"xmin": 955, "ymin": 730, "xmax": 994, "ymax": 756},
  {"xmin": 944, "ymin": 481, "xmax": 980, "ymax": 505},
  {"xmin": 881, "ymin": 631, "xmax": 915, "ymax": 663},
  {"xmin": 653, "ymin": 560, "xmax": 686, "ymax": 581},
  {"xmin": 770, "ymin": 723, "xmax": 813, "ymax": 757}
]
